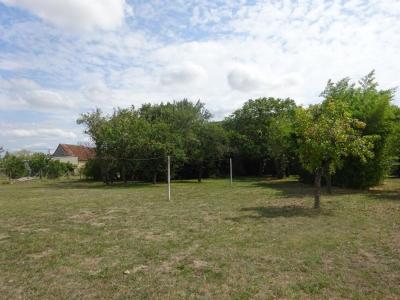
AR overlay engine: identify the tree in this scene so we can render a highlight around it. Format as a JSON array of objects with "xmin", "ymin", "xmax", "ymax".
[
  {"xmin": 388, "ymin": 106, "xmax": 400, "ymax": 176},
  {"xmin": 321, "ymin": 71, "xmax": 398, "ymax": 188},
  {"xmin": 187, "ymin": 122, "xmax": 228, "ymax": 182},
  {"xmin": 139, "ymin": 100, "xmax": 210, "ymax": 183},
  {"xmin": 78, "ymin": 107, "xmax": 144, "ymax": 184},
  {"xmin": 224, "ymin": 97, "xmax": 297, "ymax": 176},
  {"xmin": 295, "ymin": 100, "xmax": 375, "ymax": 208},
  {"xmin": 46, "ymin": 160, "xmax": 73, "ymax": 179},
  {"xmin": 29, "ymin": 153, "xmax": 50, "ymax": 179},
  {"xmin": 2, "ymin": 153, "xmax": 27, "ymax": 179},
  {"xmin": 267, "ymin": 113, "xmax": 296, "ymax": 178},
  {"xmin": 83, "ymin": 158, "xmax": 103, "ymax": 180}
]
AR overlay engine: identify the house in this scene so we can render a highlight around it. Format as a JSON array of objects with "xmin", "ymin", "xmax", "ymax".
[{"xmin": 52, "ymin": 144, "xmax": 95, "ymax": 168}]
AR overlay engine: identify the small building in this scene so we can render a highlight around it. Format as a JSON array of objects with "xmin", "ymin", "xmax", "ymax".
[{"xmin": 52, "ymin": 144, "xmax": 95, "ymax": 169}]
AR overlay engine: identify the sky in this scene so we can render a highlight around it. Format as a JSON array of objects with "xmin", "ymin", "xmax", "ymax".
[{"xmin": 0, "ymin": 0, "xmax": 400, "ymax": 153}]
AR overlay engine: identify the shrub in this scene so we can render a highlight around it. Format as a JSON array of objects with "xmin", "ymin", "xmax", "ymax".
[
  {"xmin": 83, "ymin": 159, "xmax": 103, "ymax": 180},
  {"xmin": 1, "ymin": 153, "xmax": 27, "ymax": 179},
  {"xmin": 46, "ymin": 160, "xmax": 73, "ymax": 179}
]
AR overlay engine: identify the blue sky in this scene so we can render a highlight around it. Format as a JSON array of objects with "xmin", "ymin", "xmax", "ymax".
[{"xmin": 1, "ymin": 0, "xmax": 400, "ymax": 152}]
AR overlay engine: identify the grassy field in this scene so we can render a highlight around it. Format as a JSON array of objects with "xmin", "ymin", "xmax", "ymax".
[{"xmin": 0, "ymin": 177, "xmax": 399, "ymax": 299}]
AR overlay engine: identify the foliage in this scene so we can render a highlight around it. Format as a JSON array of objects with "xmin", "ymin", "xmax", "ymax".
[
  {"xmin": 186, "ymin": 122, "xmax": 229, "ymax": 181},
  {"xmin": 295, "ymin": 100, "xmax": 375, "ymax": 208},
  {"xmin": 83, "ymin": 158, "xmax": 103, "ymax": 180},
  {"xmin": 321, "ymin": 71, "xmax": 398, "ymax": 188},
  {"xmin": 76, "ymin": 77, "xmax": 399, "ymax": 191},
  {"xmin": 1, "ymin": 152, "xmax": 27, "ymax": 179},
  {"xmin": 78, "ymin": 100, "xmax": 217, "ymax": 184},
  {"xmin": 267, "ymin": 113, "xmax": 296, "ymax": 178},
  {"xmin": 46, "ymin": 160, "xmax": 74, "ymax": 179},
  {"xmin": 29, "ymin": 153, "xmax": 50, "ymax": 178},
  {"xmin": 390, "ymin": 106, "xmax": 400, "ymax": 176},
  {"xmin": 0, "ymin": 151, "xmax": 75, "ymax": 180},
  {"xmin": 224, "ymin": 97, "xmax": 297, "ymax": 176},
  {"xmin": 139, "ymin": 100, "xmax": 211, "ymax": 182}
]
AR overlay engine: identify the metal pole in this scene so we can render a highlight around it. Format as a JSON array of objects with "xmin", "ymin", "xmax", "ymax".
[
  {"xmin": 230, "ymin": 157, "xmax": 233, "ymax": 186},
  {"xmin": 167, "ymin": 155, "xmax": 171, "ymax": 201}
]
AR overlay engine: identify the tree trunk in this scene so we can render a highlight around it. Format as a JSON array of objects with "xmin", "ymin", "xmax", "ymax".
[
  {"xmin": 325, "ymin": 172, "xmax": 332, "ymax": 194},
  {"xmin": 258, "ymin": 159, "xmax": 264, "ymax": 176},
  {"xmin": 323, "ymin": 162, "xmax": 332, "ymax": 194},
  {"xmin": 275, "ymin": 158, "xmax": 286, "ymax": 179},
  {"xmin": 314, "ymin": 168, "xmax": 322, "ymax": 209},
  {"xmin": 198, "ymin": 167, "xmax": 202, "ymax": 183},
  {"xmin": 153, "ymin": 173, "xmax": 157, "ymax": 184},
  {"xmin": 122, "ymin": 163, "xmax": 127, "ymax": 184},
  {"xmin": 39, "ymin": 169, "xmax": 42, "ymax": 180}
]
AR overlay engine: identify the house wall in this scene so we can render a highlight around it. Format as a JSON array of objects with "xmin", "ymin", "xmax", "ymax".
[
  {"xmin": 77, "ymin": 161, "xmax": 87, "ymax": 169},
  {"xmin": 52, "ymin": 156, "xmax": 79, "ymax": 165}
]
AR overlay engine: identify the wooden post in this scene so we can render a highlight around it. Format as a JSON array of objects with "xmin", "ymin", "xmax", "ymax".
[
  {"xmin": 167, "ymin": 155, "xmax": 171, "ymax": 201},
  {"xmin": 230, "ymin": 157, "xmax": 233, "ymax": 186}
]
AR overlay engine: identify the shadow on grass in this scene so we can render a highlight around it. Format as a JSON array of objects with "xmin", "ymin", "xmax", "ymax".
[
  {"xmin": 252, "ymin": 177, "xmax": 400, "ymax": 202},
  {"xmin": 226, "ymin": 205, "xmax": 333, "ymax": 222},
  {"xmin": 251, "ymin": 178, "xmax": 365, "ymax": 199},
  {"xmin": 30, "ymin": 180, "xmax": 163, "ymax": 190},
  {"xmin": 252, "ymin": 180, "xmax": 314, "ymax": 197},
  {"xmin": 366, "ymin": 190, "xmax": 400, "ymax": 202},
  {"xmin": 38, "ymin": 178, "xmax": 233, "ymax": 190}
]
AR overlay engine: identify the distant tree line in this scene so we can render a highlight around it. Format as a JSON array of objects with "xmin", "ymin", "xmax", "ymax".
[
  {"xmin": 0, "ymin": 152, "xmax": 74, "ymax": 180},
  {"xmin": 77, "ymin": 100, "xmax": 229, "ymax": 184},
  {"xmin": 75, "ymin": 71, "xmax": 400, "ymax": 207}
]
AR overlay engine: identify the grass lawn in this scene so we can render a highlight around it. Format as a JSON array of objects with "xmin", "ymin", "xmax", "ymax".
[{"xmin": 0, "ymin": 177, "xmax": 399, "ymax": 299}]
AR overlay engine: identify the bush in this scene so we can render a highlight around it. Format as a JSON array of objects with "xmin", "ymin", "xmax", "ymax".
[
  {"xmin": 46, "ymin": 160, "xmax": 73, "ymax": 179},
  {"xmin": 83, "ymin": 159, "xmax": 103, "ymax": 180},
  {"xmin": 1, "ymin": 153, "xmax": 27, "ymax": 179},
  {"xmin": 310, "ymin": 72, "xmax": 398, "ymax": 189}
]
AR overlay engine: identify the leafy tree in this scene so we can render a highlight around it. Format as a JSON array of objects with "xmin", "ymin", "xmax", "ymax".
[
  {"xmin": 103, "ymin": 108, "xmax": 150, "ymax": 183},
  {"xmin": 29, "ymin": 153, "xmax": 50, "ymax": 179},
  {"xmin": 267, "ymin": 113, "xmax": 296, "ymax": 178},
  {"xmin": 187, "ymin": 122, "xmax": 228, "ymax": 182},
  {"xmin": 224, "ymin": 97, "xmax": 297, "ymax": 176},
  {"xmin": 78, "ymin": 107, "xmax": 145, "ymax": 183},
  {"xmin": 46, "ymin": 160, "xmax": 74, "ymax": 179},
  {"xmin": 137, "ymin": 121, "xmax": 183, "ymax": 184},
  {"xmin": 295, "ymin": 100, "xmax": 375, "ymax": 208},
  {"xmin": 2, "ymin": 152, "xmax": 27, "ymax": 179},
  {"xmin": 320, "ymin": 72, "xmax": 398, "ymax": 188},
  {"xmin": 138, "ymin": 100, "xmax": 210, "ymax": 183},
  {"xmin": 83, "ymin": 158, "xmax": 103, "ymax": 180},
  {"xmin": 389, "ymin": 106, "xmax": 400, "ymax": 176}
]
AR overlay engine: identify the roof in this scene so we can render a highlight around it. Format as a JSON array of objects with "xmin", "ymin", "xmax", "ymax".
[{"xmin": 54, "ymin": 144, "xmax": 96, "ymax": 161}]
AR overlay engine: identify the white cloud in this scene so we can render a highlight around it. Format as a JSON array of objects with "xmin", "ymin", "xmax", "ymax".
[
  {"xmin": 1, "ymin": 0, "xmax": 400, "ymax": 151},
  {"xmin": 0, "ymin": 121, "xmax": 82, "ymax": 152},
  {"xmin": 161, "ymin": 62, "xmax": 207, "ymax": 86},
  {"xmin": 0, "ymin": 78, "xmax": 75, "ymax": 111},
  {"xmin": 5, "ymin": 128, "xmax": 77, "ymax": 139},
  {"xmin": 0, "ymin": 0, "xmax": 132, "ymax": 31},
  {"xmin": 227, "ymin": 65, "xmax": 269, "ymax": 92}
]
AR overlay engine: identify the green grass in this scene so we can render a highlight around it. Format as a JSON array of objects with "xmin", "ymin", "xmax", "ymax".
[{"xmin": 0, "ymin": 177, "xmax": 399, "ymax": 299}]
